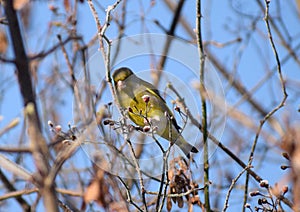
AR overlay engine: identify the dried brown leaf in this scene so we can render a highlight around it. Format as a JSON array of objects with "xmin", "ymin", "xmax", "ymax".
[
  {"xmin": 64, "ymin": 0, "xmax": 71, "ymax": 13},
  {"xmin": 167, "ymin": 197, "xmax": 172, "ymax": 212},
  {"xmin": 83, "ymin": 180, "xmax": 100, "ymax": 204},
  {"xmin": 168, "ymin": 169, "xmax": 174, "ymax": 181},
  {"xmin": 297, "ymin": 0, "xmax": 300, "ymax": 17},
  {"xmin": 177, "ymin": 196, "xmax": 183, "ymax": 208},
  {"xmin": 83, "ymin": 169, "xmax": 111, "ymax": 208},
  {"xmin": 109, "ymin": 201, "xmax": 129, "ymax": 212}
]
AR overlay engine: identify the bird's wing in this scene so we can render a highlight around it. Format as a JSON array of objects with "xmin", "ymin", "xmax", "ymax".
[
  {"xmin": 144, "ymin": 85, "xmax": 182, "ymax": 132},
  {"xmin": 141, "ymin": 80, "xmax": 166, "ymax": 103}
]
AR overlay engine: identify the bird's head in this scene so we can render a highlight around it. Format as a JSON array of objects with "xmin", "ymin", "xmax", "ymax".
[
  {"xmin": 112, "ymin": 67, "xmax": 134, "ymax": 90},
  {"xmin": 112, "ymin": 67, "xmax": 133, "ymax": 83}
]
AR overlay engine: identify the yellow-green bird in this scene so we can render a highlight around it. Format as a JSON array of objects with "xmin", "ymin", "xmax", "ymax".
[{"xmin": 112, "ymin": 67, "xmax": 198, "ymax": 158}]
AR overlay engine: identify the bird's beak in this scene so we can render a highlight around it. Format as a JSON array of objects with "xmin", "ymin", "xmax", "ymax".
[{"xmin": 117, "ymin": 80, "xmax": 125, "ymax": 90}]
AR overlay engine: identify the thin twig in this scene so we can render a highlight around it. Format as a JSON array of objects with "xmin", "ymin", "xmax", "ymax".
[
  {"xmin": 0, "ymin": 170, "xmax": 31, "ymax": 211},
  {"xmin": 0, "ymin": 117, "xmax": 20, "ymax": 137},
  {"xmin": 243, "ymin": 1, "xmax": 288, "ymax": 211},
  {"xmin": 222, "ymin": 162, "xmax": 253, "ymax": 212},
  {"xmin": 29, "ymin": 36, "xmax": 82, "ymax": 61},
  {"xmin": 47, "ymin": 139, "xmax": 81, "ymax": 184},
  {"xmin": 0, "ymin": 187, "xmax": 83, "ymax": 201},
  {"xmin": 146, "ymin": 186, "xmax": 205, "ymax": 198},
  {"xmin": 0, "ymin": 187, "xmax": 38, "ymax": 202},
  {"xmin": 117, "ymin": 176, "xmax": 144, "ymax": 212},
  {"xmin": 126, "ymin": 139, "xmax": 148, "ymax": 212},
  {"xmin": 86, "ymin": 0, "xmax": 104, "ymax": 52},
  {"xmin": 156, "ymin": 144, "xmax": 172, "ymax": 212},
  {"xmin": 167, "ymin": 83, "xmax": 263, "ymax": 182},
  {"xmin": 255, "ymin": 0, "xmax": 300, "ymax": 67},
  {"xmin": 57, "ymin": 35, "xmax": 76, "ymax": 84}
]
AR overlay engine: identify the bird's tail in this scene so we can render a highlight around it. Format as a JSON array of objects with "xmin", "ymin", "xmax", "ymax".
[{"xmin": 176, "ymin": 136, "xmax": 198, "ymax": 159}]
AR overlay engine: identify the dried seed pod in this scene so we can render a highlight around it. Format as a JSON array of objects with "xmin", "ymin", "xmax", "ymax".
[
  {"xmin": 174, "ymin": 106, "xmax": 180, "ymax": 112},
  {"xmin": 103, "ymin": 119, "xmax": 111, "ymax": 125},
  {"xmin": 249, "ymin": 190, "xmax": 260, "ymax": 197},
  {"xmin": 259, "ymin": 180, "xmax": 269, "ymax": 188},
  {"xmin": 282, "ymin": 185, "xmax": 288, "ymax": 194},
  {"xmin": 282, "ymin": 152, "xmax": 290, "ymax": 161},
  {"xmin": 167, "ymin": 197, "xmax": 172, "ymax": 212},
  {"xmin": 48, "ymin": 120, "xmax": 54, "ymax": 127},
  {"xmin": 134, "ymin": 126, "xmax": 143, "ymax": 131},
  {"xmin": 143, "ymin": 126, "xmax": 151, "ymax": 132},
  {"xmin": 177, "ymin": 196, "xmax": 183, "ymax": 208}
]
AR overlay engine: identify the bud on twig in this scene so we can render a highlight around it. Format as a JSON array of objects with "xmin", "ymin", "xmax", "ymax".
[
  {"xmin": 128, "ymin": 107, "xmax": 133, "ymax": 113},
  {"xmin": 282, "ymin": 185, "xmax": 288, "ymax": 195},
  {"xmin": 280, "ymin": 165, "xmax": 290, "ymax": 170},
  {"xmin": 48, "ymin": 120, "xmax": 54, "ymax": 128},
  {"xmin": 244, "ymin": 203, "xmax": 251, "ymax": 208},
  {"xmin": 249, "ymin": 190, "xmax": 260, "ymax": 197},
  {"xmin": 143, "ymin": 126, "xmax": 151, "ymax": 132},
  {"xmin": 259, "ymin": 180, "xmax": 269, "ymax": 188},
  {"xmin": 282, "ymin": 152, "xmax": 290, "ymax": 161},
  {"xmin": 142, "ymin": 95, "xmax": 150, "ymax": 103}
]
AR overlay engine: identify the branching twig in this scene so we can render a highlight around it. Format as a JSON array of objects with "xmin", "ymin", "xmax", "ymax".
[
  {"xmin": 0, "ymin": 169, "xmax": 31, "ymax": 211},
  {"xmin": 255, "ymin": 0, "xmax": 300, "ymax": 67},
  {"xmin": 156, "ymin": 144, "xmax": 172, "ymax": 212},
  {"xmin": 167, "ymin": 83, "xmax": 263, "ymax": 182},
  {"xmin": 222, "ymin": 161, "xmax": 253, "ymax": 212},
  {"xmin": 243, "ymin": 1, "xmax": 289, "ymax": 211},
  {"xmin": 117, "ymin": 176, "xmax": 144, "ymax": 212},
  {"xmin": 29, "ymin": 36, "xmax": 82, "ymax": 61}
]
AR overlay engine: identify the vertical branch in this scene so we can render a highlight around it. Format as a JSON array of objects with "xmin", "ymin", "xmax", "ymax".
[
  {"xmin": 87, "ymin": 0, "xmax": 122, "ymax": 104},
  {"xmin": 126, "ymin": 139, "xmax": 148, "ymax": 212},
  {"xmin": 196, "ymin": 0, "xmax": 210, "ymax": 211},
  {"xmin": 3, "ymin": 1, "xmax": 58, "ymax": 211},
  {"xmin": 242, "ymin": 0, "xmax": 288, "ymax": 211},
  {"xmin": 156, "ymin": 145, "xmax": 171, "ymax": 212},
  {"xmin": 86, "ymin": 0, "xmax": 104, "ymax": 53},
  {"xmin": 87, "ymin": 0, "xmax": 151, "ymax": 211}
]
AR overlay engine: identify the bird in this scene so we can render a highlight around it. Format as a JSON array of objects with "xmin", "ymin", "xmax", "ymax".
[{"xmin": 112, "ymin": 67, "xmax": 198, "ymax": 158}]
